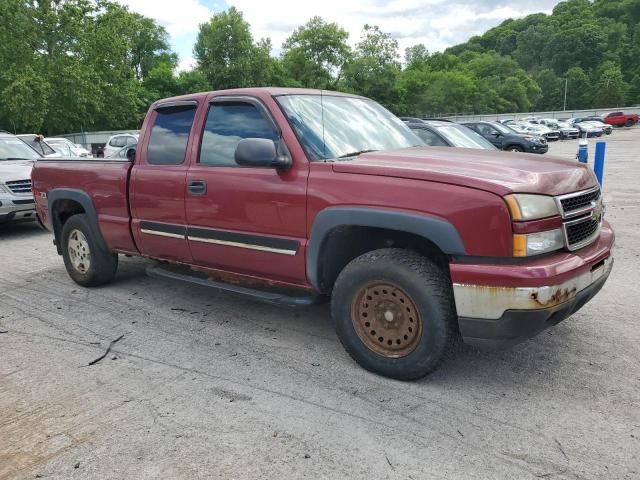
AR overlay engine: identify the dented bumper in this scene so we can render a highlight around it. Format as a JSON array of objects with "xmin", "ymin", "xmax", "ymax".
[{"xmin": 450, "ymin": 224, "xmax": 614, "ymax": 349}]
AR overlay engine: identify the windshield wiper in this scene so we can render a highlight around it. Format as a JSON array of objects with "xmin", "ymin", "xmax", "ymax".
[
  {"xmin": 2, "ymin": 157, "xmax": 31, "ymax": 160},
  {"xmin": 337, "ymin": 149, "xmax": 378, "ymax": 159}
]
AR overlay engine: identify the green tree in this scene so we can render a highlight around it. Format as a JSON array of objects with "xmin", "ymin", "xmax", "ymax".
[
  {"xmin": 565, "ymin": 66, "xmax": 591, "ymax": 109},
  {"xmin": 593, "ymin": 61, "xmax": 628, "ymax": 107},
  {"xmin": 194, "ymin": 7, "xmax": 279, "ymax": 89},
  {"xmin": 535, "ymin": 68, "xmax": 564, "ymax": 111},
  {"xmin": 404, "ymin": 44, "xmax": 429, "ymax": 69},
  {"xmin": 343, "ymin": 25, "xmax": 402, "ymax": 109},
  {"xmin": 281, "ymin": 17, "xmax": 350, "ymax": 89}
]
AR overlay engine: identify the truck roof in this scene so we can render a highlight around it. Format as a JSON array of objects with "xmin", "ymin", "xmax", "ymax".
[{"xmin": 152, "ymin": 87, "xmax": 365, "ymax": 106}]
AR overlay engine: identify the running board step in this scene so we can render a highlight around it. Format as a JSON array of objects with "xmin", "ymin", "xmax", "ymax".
[{"xmin": 146, "ymin": 264, "xmax": 324, "ymax": 307}]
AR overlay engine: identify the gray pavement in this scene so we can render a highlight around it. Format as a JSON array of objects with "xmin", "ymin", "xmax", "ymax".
[{"xmin": 1, "ymin": 128, "xmax": 638, "ymax": 479}]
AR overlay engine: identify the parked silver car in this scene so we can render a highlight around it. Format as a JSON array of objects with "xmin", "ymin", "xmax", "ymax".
[{"xmin": 0, "ymin": 132, "xmax": 38, "ymax": 224}]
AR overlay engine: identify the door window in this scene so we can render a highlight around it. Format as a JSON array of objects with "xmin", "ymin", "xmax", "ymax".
[
  {"xmin": 199, "ymin": 101, "xmax": 279, "ymax": 166},
  {"xmin": 477, "ymin": 124, "xmax": 495, "ymax": 135},
  {"xmin": 412, "ymin": 128, "xmax": 448, "ymax": 146},
  {"xmin": 147, "ymin": 105, "xmax": 197, "ymax": 165}
]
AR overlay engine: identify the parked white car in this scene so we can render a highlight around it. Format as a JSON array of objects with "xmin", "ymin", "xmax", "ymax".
[
  {"xmin": 0, "ymin": 132, "xmax": 39, "ymax": 224},
  {"xmin": 538, "ymin": 119, "xmax": 580, "ymax": 140},
  {"xmin": 568, "ymin": 119, "xmax": 604, "ymax": 137},
  {"xmin": 17, "ymin": 134, "xmax": 61, "ymax": 158},
  {"xmin": 45, "ymin": 138, "xmax": 92, "ymax": 158},
  {"xmin": 104, "ymin": 133, "xmax": 139, "ymax": 158}
]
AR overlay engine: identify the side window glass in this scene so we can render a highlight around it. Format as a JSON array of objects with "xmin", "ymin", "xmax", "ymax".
[
  {"xmin": 199, "ymin": 101, "xmax": 279, "ymax": 166},
  {"xmin": 478, "ymin": 124, "xmax": 491, "ymax": 135},
  {"xmin": 413, "ymin": 128, "xmax": 447, "ymax": 146},
  {"xmin": 147, "ymin": 105, "xmax": 197, "ymax": 165}
]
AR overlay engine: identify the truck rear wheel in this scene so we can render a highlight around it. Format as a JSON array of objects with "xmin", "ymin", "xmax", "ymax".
[
  {"xmin": 61, "ymin": 214, "xmax": 118, "ymax": 287},
  {"xmin": 331, "ymin": 248, "xmax": 456, "ymax": 380}
]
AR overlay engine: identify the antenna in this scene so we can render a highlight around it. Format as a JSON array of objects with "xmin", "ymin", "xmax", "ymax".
[{"xmin": 320, "ymin": 89, "xmax": 326, "ymax": 160}]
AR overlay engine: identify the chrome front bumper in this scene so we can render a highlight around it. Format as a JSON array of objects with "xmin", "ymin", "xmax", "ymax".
[{"xmin": 453, "ymin": 256, "xmax": 613, "ymax": 320}]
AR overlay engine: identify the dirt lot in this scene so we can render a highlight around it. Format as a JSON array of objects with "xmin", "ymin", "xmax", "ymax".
[{"xmin": 1, "ymin": 129, "xmax": 639, "ymax": 480}]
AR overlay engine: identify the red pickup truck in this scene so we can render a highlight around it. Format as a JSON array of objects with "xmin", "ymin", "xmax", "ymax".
[
  {"xmin": 32, "ymin": 88, "xmax": 614, "ymax": 380},
  {"xmin": 602, "ymin": 111, "xmax": 639, "ymax": 127}
]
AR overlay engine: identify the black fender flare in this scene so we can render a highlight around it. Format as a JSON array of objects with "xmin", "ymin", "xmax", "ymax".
[
  {"xmin": 48, "ymin": 188, "xmax": 109, "ymax": 255},
  {"xmin": 306, "ymin": 207, "xmax": 466, "ymax": 291}
]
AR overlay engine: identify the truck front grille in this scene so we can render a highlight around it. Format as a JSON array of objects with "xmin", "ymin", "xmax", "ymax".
[
  {"xmin": 557, "ymin": 187, "xmax": 603, "ymax": 251},
  {"xmin": 5, "ymin": 179, "xmax": 32, "ymax": 194},
  {"xmin": 559, "ymin": 187, "xmax": 600, "ymax": 215},
  {"xmin": 565, "ymin": 216, "xmax": 601, "ymax": 249}
]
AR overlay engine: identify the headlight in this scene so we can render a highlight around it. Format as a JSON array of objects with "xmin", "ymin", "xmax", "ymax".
[
  {"xmin": 504, "ymin": 194, "xmax": 560, "ymax": 220},
  {"xmin": 513, "ymin": 229, "xmax": 564, "ymax": 256},
  {"xmin": 0, "ymin": 184, "xmax": 9, "ymax": 194}
]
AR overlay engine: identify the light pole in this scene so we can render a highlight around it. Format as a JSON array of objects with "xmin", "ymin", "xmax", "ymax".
[{"xmin": 563, "ymin": 78, "xmax": 568, "ymax": 112}]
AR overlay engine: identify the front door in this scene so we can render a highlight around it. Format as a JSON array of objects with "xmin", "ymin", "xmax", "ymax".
[
  {"xmin": 474, "ymin": 123, "xmax": 503, "ymax": 148},
  {"xmin": 184, "ymin": 96, "xmax": 309, "ymax": 285},
  {"xmin": 130, "ymin": 101, "xmax": 198, "ymax": 262}
]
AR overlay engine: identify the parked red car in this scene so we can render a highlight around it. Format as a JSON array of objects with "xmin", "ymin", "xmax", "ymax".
[
  {"xmin": 31, "ymin": 88, "xmax": 614, "ymax": 380},
  {"xmin": 602, "ymin": 111, "xmax": 638, "ymax": 127}
]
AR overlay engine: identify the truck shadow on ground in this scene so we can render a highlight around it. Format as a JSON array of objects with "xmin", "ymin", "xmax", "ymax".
[
  {"xmin": 0, "ymin": 222, "xmax": 45, "ymax": 239},
  {"xmin": 108, "ymin": 256, "xmax": 569, "ymax": 391}
]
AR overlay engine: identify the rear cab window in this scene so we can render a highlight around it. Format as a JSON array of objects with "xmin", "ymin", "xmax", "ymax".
[{"xmin": 147, "ymin": 104, "xmax": 197, "ymax": 165}]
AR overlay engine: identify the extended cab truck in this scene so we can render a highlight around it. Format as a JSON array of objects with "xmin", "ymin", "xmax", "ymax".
[{"xmin": 32, "ymin": 88, "xmax": 614, "ymax": 380}]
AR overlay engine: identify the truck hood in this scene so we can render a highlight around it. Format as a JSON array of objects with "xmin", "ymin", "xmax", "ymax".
[
  {"xmin": 0, "ymin": 160, "xmax": 35, "ymax": 183},
  {"xmin": 331, "ymin": 147, "xmax": 596, "ymax": 196}
]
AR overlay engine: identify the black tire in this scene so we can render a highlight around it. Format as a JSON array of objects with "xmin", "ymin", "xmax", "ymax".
[
  {"xmin": 625, "ymin": 119, "xmax": 634, "ymax": 127},
  {"xmin": 506, "ymin": 145, "xmax": 523, "ymax": 152},
  {"xmin": 61, "ymin": 214, "xmax": 118, "ymax": 287},
  {"xmin": 331, "ymin": 248, "xmax": 457, "ymax": 380}
]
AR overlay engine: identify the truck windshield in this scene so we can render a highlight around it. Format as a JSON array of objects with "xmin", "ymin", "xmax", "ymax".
[
  {"xmin": 276, "ymin": 94, "xmax": 421, "ymax": 160},
  {"xmin": 0, "ymin": 137, "xmax": 41, "ymax": 160}
]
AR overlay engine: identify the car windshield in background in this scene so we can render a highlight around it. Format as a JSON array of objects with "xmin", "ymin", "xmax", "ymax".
[
  {"xmin": 435, "ymin": 125, "xmax": 497, "ymax": 149},
  {"xmin": 276, "ymin": 94, "xmax": 420, "ymax": 160},
  {"xmin": 0, "ymin": 137, "xmax": 41, "ymax": 160},
  {"xmin": 493, "ymin": 123, "xmax": 518, "ymax": 135}
]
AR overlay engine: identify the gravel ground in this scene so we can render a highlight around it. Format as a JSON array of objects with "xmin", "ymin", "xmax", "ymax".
[{"xmin": 1, "ymin": 128, "xmax": 638, "ymax": 480}]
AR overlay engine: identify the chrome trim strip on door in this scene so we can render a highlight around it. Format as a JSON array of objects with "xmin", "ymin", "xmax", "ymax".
[
  {"xmin": 140, "ymin": 229, "xmax": 186, "ymax": 239},
  {"xmin": 187, "ymin": 235, "xmax": 298, "ymax": 256}
]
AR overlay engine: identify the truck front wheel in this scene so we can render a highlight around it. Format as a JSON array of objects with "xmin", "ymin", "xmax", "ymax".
[
  {"xmin": 331, "ymin": 248, "xmax": 457, "ymax": 380},
  {"xmin": 61, "ymin": 214, "xmax": 118, "ymax": 287}
]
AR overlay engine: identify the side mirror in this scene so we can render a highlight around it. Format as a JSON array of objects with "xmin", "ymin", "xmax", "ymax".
[
  {"xmin": 235, "ymin": 138, "xmax": 291, "ymax": 169},
  {"xmin": 126, "ymin": 147, "xmax": 136, "ymax": 162},
  {"xmin": 490, "ymin": 131, "xmax": 501, "ymax": 137}
]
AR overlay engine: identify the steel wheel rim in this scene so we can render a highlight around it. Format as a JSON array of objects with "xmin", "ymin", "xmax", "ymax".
[
  {"xmin": 351, "ymin": 281, "xmax": 422, "ymax": 358},
  {"xmin": 68, "ymin": 229, "xmax": 91, "ymax": 274}
]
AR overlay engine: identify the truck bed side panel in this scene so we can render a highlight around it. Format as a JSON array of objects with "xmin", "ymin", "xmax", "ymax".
[{"xmin": 32, "ymin": 160, "xmax": 137, "ymax": 253}]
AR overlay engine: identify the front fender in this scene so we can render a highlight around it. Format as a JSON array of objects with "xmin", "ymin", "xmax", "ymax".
[{"xmin": 307, "ymin": 207, "xmax": 466, "ymax": 291}]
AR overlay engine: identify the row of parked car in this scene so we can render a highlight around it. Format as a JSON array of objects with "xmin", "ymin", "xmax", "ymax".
[
  {"xmin": 402, "ymin": 118, "xmax": 552, "ymax": 154},
  {"xmin": 401, "ymin": 111, "xmax": 637, "ymax": 155}
]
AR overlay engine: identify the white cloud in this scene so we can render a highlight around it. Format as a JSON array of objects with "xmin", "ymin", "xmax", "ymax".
[
  {"xmin": 229, "ymin": 0, "xmax": 556, "ymax": 58},
  {"xmin": 114, "ymin": 0, "xmax": 558, "ymax": 69},
  {"xmin": 113, "ymin": 0, "xmax": 213, "ymax": 37}
]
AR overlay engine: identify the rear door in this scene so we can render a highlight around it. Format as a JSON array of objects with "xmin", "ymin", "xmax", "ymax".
[
  {"xmin": 130, "ymin": 101, "xmax": 198, "ymax": 262},
  {"xmin": 184, "ymin": 95, "xmax": 308, "ymax": 284}
]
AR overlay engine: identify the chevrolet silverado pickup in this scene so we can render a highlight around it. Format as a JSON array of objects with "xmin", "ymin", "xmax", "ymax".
[{"xmin": 32, "ymin": 88, "xmax": 614, "ymax": 380}]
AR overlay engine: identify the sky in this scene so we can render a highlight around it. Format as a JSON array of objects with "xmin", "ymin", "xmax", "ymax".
[{"xmin": 114, "ymin": 0, "xmax": 562, "ymax": 71}]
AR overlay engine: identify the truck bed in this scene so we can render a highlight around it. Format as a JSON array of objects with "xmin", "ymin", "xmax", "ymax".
[{"xmin": 32, "ymin": 158, "xmax": 137, "ymax": 254}]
